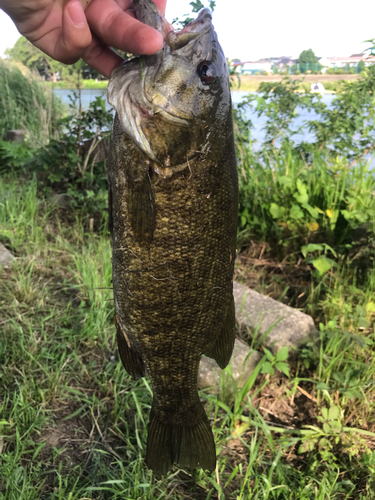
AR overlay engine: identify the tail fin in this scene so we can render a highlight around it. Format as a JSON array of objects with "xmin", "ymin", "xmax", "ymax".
[{"xmin": 146, "ymin": 408, "xmax": 216, "ymax": 476}]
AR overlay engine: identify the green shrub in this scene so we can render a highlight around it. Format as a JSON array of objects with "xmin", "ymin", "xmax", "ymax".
[
  {"xmin": 238, "ymin": 145, "xmax": 375, "ymax": 254},
  {"xmin": 32, "ymin": 94, "xmax": 113, "ymax": 221}
]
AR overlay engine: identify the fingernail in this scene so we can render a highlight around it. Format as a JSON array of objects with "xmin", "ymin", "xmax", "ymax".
[{"xmin": 67, "ymin": 0, "xmax": 87, "ymax": 27}]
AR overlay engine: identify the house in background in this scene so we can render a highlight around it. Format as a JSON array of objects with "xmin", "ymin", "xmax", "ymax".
[
  {"xmin": 233, "ymin": 57, "xmax": 297, "ymax": 75},
  {"xmin": 233, "ymin": 59, "xmax": 273, "ymax": 75},
  {"xmin": 318, "ymin": 53, "xmax": 375, "ymax": 72}
]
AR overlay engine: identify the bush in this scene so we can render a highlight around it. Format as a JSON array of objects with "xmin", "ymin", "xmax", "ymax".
[
  {"xmin": 238, "ymin": 145, "xmax": 375, "ymax": 255},
  {"xmin": 32, "ymin": 94, "xmax": 113, "ymax": 221},
  {"xmin": 0, "ymin": 60, "xmax": 63, "ymax": 142}
]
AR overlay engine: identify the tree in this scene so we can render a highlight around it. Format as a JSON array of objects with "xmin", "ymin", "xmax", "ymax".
[
  {"xmin": 297, "ymin": 49, "xmax": 318, "ymax": 74},
  {"xmin": 5, "ymin": 36, "xmax": 107, "ymax": 82},
  {"xmin": 358, "ymin": 60, "xmax": 366, "ymax": 73},
  {"xmin": 5, "ymin": 36, "xmax": 63, "ymax": 81},
  {"xmin": 297, "ymin": 49, "xmax": 318, "ymax": 64}
]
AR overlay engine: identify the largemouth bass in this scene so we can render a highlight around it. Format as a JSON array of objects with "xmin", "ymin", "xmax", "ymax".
[{"xmin": 107, "ymin": 0, "xmax": 238, "ymax": 475}]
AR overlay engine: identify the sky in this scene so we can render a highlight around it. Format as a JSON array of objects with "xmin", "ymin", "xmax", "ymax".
[{"xmin": 0, "ymin": 0, "xmax": 374, "ymax": 62}]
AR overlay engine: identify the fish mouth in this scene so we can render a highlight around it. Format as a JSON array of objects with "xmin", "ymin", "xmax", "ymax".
[
  {"xmin": 108, "ymin": 3, "xmax": 215, "ymax": 164},
  {"xmin": 167, "ymin": 9, "xmax": 213, "ymax": 50}
]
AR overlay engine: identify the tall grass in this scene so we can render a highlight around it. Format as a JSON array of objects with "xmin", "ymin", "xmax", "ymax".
[
  {"xmin": 1, "ymin": 172, "xmax": 375, "ymax": 499},
  {"xmin": 0, "ymin": 60, "xmax": 63, "ymax": 142}
]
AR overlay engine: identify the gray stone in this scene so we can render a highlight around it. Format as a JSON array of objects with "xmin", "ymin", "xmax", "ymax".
[
  {"xmin": 198, "ymin": 339, "xmax": 261, "ymax": 392},
  {"xmin": 51, "ymin": 193, "xmax": 72, "ymax": 209},
  {"xmin": 5, "ymin": 129, "xmax": 26, "ymax": 143},
  {"xmin": 233, "ymin": 281, "xmax": 318, "ymax": 354},
  {"xmin": 0, "ymin": 242, "xmax": 14, "ymax": 267}
]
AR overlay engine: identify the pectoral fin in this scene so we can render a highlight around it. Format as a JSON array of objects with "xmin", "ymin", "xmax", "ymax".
[
  {"xmin": 205, "ymin": 296, "xmax": 236, "ymax": 369},
  {"xmin": 115, "ymin": 316, "xmax": 145, "ymax": 379}
]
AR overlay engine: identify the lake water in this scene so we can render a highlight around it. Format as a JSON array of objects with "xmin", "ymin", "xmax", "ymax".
[{"xmin": 53, "ymin": 88, "xmax": 334, "ymax": 147}]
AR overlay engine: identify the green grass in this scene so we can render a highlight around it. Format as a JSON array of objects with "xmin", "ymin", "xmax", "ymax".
[
  {"xmin": 0, "ymin": 61, "xmax": 63, "ymax": 142},
  {"xmin": 1, "ymin": 174, "xmax": 375, "ymax": 499}
]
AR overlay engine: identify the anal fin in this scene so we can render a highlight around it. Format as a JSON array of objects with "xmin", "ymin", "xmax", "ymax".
[
  {"xmin": 205, "ymin": 296, "xmax": 236, "ymax": 369},
  {"xmin": 115, "ymin": 316, "xmax": 145, "ymax": 379}
]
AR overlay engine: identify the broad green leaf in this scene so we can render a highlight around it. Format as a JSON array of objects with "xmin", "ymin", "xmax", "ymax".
[
  {"xmin": 275, "ymin": 346, "xmax": 289, "ymax": 361},
  {"xmin": 321, "ymin": 408, "xmax": 329, "ymax": 420},
  {"xmin": 316, "ymin": 382, "xmax": 330, "ymax": 391},
  {"xmin": 290, "ymin": 204, "xmax": 304, "ymax": 219},
  {"xmin": 270, "ymin": 203, "xmax": 286, "ymax": 219},
  {"xmin": 312, "ymin": 257, "xmax": 334, "ymax": 275},
  {"xmin": 366, "ymin": 302, "xmax": 375, "ymax": 312},
  {"xmin": 301, "ymin": 243, "xmax": 324, "ymax": 258},
  {"xmin": 323, "ymin": 423, "xmax": 331, "ymax": 433},
  {"xmin": 275, "ymin": 361, "xmax": 290, "ymax": 377},
  {"xmin": 293, "ymin": 179, "xmax": 309, "ymax": 204},
  {"xmin": 328, "ymin": 406, "xmax": 340, "ymax": 420},
  {"xmin": 263, "ymin": 347, "xmax": 274, "ymax": 361},
  {"xmin": 319, "ymin": 438, "xmax": 331, "ymax": 449},
  {"xmin": 261, "ymin": 361, "xmax": 274, "ymax": 375},
  {"xmin": 278, "ymin": 176, "xmax": 293, "ymax": 187},
  {"xmin": 302, "ymin": 203, "xmax": 319, "ymax": 219}
]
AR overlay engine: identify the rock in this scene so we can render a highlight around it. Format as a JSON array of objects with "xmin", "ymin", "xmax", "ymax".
[
  {"xmin": 51, "ymin": 193, "xmax": 72, "ymax": 209},
  {"xmin": 233, "ymin": 281, "xmax": 318, "ymax": 354},
  {"xmin": 0, "ymin": 242, "xmax": 14, "ymax": 267},
  {"xmin": 198, "ymin": 339, "xmax": 261, "ymax": 392},
  {"xmin": 5, "ymin": 129, "xmax": 26, "ymax": 143}
]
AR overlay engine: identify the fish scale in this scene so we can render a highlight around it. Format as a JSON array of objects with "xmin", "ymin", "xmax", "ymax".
[{"xmin": 108, "ymin": 0, "xmax": 238, "ymax": 475}]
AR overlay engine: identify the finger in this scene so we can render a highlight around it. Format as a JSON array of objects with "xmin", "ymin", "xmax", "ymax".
[
  {"xmin": 82, "ymin": 34, "xmax": 125, "ymax": 78},
  {"xmin": 32, "ymin": 0, "xmax": 92, "ymax": 64},
  {"xmin": 86, "ymin": 0, "xmax": 163, "ymax": 55}
]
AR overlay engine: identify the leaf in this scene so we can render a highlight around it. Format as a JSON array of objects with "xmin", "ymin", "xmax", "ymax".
[
  {"xmin": 319, "ymin": 437, "xmax": 332, "ymax": 450},
  {"xmin": 321, "ymin": 408, "xmax": 329, "ymax": 420},
  {"xmin": 306, "ymin": 222, "xmax": 319, "ymax": 232},
  {"xmin": 301, "ymin": 243, "xmax": 324, "ymax": 258},
  {"xmin": 302, "ymin": 203, "xmax": 319, "ymax": 219},
  {"xmin": 275, "ymin": 361, "xmax": 290, "ymax": 377},
  {"xmin": 312, "ymin": 256, "xmax": 334, "ymax": 275},
  {"xmin": 270, "ymin": 203, "xmax": 286, "ymax": 219},
  {"xmin": 323, "ymin": 423, "xmax": 331, "ymax": 433},
  {"xmin": 290, "ymin": 204, "xmax": 304, "ymax": 219},
  {"xmin": 278, "ymin": 176, "xmax": 293, "ymax": 188},
  {"xmin": 293, "ymin": 179, "xmax": 309, "ymax": 204},
  {"xmin": 275, "ymin": 346, "xmax": 289, "ymax": 361},
  {"xmin": 366, "ymin": 302, "xmax": 375, "ymax": 313},
  {"xmin": 298, "ymin": 438, "xmax": 318, "ymax": 453},
  {"xmin": 316, "ymin": 382, "xmax": 330, "ymax": 391},
  {"xmin": 261, "ymin": 361, "xmax": 274, "ymax": 375},
  {"xmin": 328, "ymin": 406, "xmax": 340, "ymax": 420},
  {"xmin": 263, "ymin": 347, "xmax": 274, "ymax": 362}
]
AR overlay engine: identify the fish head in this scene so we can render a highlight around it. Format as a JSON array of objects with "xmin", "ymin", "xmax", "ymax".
[{"xmin": 107, "ymin": 1, "xmax": 231, "ymax": 171}]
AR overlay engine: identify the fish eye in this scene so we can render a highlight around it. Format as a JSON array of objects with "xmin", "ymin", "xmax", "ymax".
[{"xmin": 197, "ymin": 60, "xmax": 217, "ymax": 85}]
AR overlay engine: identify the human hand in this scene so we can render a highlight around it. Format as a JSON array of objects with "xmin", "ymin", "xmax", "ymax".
[{"xmin": 0, "ymin": 0, "xmax": 167, "ymax": 78}]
